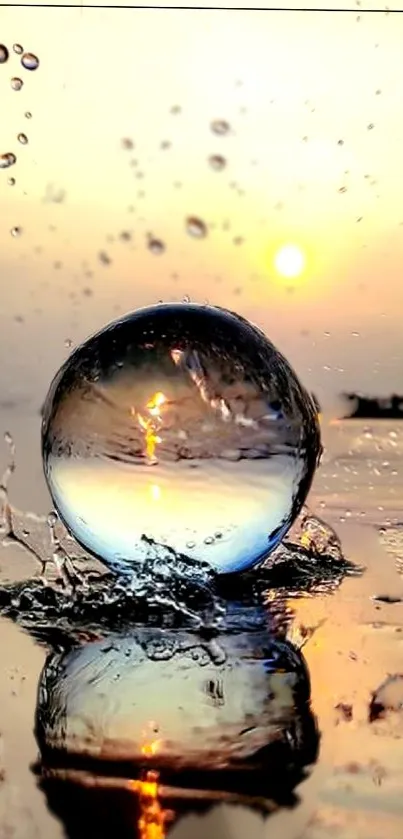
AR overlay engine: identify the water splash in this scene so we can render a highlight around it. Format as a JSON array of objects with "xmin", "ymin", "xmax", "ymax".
[{"xmin": 0, "ymin": 433, "xmax": 355, "ymax": 640}]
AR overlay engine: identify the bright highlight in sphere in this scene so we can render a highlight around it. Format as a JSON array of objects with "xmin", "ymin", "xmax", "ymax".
[
  {"xmin": 41, "ymin": 303, "xmax": 321, "ymax": 576},
  {"xmin": 274, "ymin": 245, "xmax": 305, "ymax": 279}
]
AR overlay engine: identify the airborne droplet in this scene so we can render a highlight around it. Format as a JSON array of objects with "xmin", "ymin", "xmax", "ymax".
[
  {"xmin": 210, "ymin": 119, "xmax": 230, "ymax": 136},
  {"xmin": 10, "ymin": 77, "xmax": 23, "ymax": 91},
  {"xmin": 21, "ymin": 52, "xmax": 39, "ymax": 71},
  {"xmin": 208, "ymin": 154, "xmax": 226, "ymax": 171},
  {"xmin": 0, "ymin": 45, "xmax": 9, "ymax": 64},
  {"xmin": 17, "ymin": 133, "xmax": 28, "ymax": 145},
  {"xmin": 24, "ymin": 111, "xmax": 32, "ymax": 119},
  {"xmin": 10, "ymin": 226, "xmax": 22, "ymax": 237},
  {"xmin": 186, "ymin": 216, "xmax": 208, "ymax": 239},
  {"xmin": 147, "ymin": 236, "xmax": 165, "ymax": 255},
  {"xmin": 13, "ymin": 44, "xmax": 23, "ymax": 55},
  {"xmin": 0, "ymin": 153, "xmax": 17, "ymax": 169}
]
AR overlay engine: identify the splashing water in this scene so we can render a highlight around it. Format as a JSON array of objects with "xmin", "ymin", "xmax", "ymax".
[{"xmin": 0, "ymin": 431, "xmax": 353, "ymax": 636}]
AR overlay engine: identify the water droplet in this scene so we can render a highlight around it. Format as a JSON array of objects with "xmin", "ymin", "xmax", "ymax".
[
  {"xmin": 208, "ymin": 154, "xmax": 226, "ymax": 171},
  {"xmin": 121, "ymin": 137, "xmax": 134, "ymax": 150},
  {"xmin": 13, "ymin": 44, "xmax": 23, "ymax": 55},
  {"xmin": 41, "ymin": 303, "xmax": 320, "ymax": 575},
  {"xmin": 10, "ymin": 226, "xmax": 22, "ymax": 237},
  {"xmin": 10, "ymin": 77, "xmax": 23, "ymax": 91},
  {"xmin": 0, "ymin": 45, "xmax": 9, "ymax": 64},
  {"xmin": 47, "ymin": 511, "xmax": 58, "ymax": 528},
  {"xmin": 186, "ymin": 216, "xmax": 208, "ymax": 239},
  {"xmin": 17, "ymin": 133, "xmax": 28, "ymax": 145},
  {"xmin": 0, "ymin": 153, "xmax": 17, "ymax": 169},
  {"xmin": 147, "ymin": 237, "xmax": 165, "ymax": 255},
  {"xmin": 7, "ymin": 177, "xmax": 15, "ymax": 186},
  {"xmin": 64, "ymin": 338, "xmax": 73, "ymax": 348},
  {"xmin": 210, "ymin": 119, "xmax": 230, "ymax": 136},
  {"xmin": 24, "ymin": 111, "xmax": 32, "ymax": 119},
  {"xmin": 21, "ymin": 52, "xmax": 39, "ymax": 71},
  {"xmin": 98, "ymin": 250, "xmax": 111, "ymax": 265}
]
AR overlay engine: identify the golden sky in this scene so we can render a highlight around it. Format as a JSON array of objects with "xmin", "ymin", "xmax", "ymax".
[{"xmin": 1, "ymin": 1, "xmax": 402, "ymax": 417}]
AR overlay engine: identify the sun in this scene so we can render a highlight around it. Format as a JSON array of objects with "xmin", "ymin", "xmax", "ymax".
[{"xmin": 274, "ymin": 244, "xmax": 305, "ymax": 279}]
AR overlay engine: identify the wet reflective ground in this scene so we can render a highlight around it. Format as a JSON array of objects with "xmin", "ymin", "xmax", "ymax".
[{"xmin": 1, "ymin": 420, "xmax": 403, "ymax": 838}]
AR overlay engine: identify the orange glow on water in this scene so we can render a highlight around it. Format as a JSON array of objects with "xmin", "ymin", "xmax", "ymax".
[{"xmin": 133, "ymin": 392, "xmax": 166, "ymax": 463}]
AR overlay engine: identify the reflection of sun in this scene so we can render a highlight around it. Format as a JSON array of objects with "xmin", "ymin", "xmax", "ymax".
[{"xmin": 274, "ymin": 244, "xmax": 305, "ymax": 279}]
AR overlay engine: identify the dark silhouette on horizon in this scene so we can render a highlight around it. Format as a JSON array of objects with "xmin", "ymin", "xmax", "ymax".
[{"xmin": 342, "ymin": 393, "xmax": 403, "ymax": 420}]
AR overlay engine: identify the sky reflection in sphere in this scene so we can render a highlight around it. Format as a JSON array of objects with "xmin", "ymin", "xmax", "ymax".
[{"xmin": 41, "ymin": 304, "xmax": 321, "ymax": 575}]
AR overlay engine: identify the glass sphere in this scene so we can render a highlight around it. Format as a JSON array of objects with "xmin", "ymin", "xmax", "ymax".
[{"xmin": 41, "ymin": 303, "xmax": 321, "ymax": 575}]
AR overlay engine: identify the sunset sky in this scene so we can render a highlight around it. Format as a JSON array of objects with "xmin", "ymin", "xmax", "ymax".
[{"xmin": 1, "ymin": 0, "xmax": 402, "ymax": 430}]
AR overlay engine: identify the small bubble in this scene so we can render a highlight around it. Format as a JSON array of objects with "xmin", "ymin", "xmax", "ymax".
[
  {"xmin": 10, "ymin": 77, "xmax": 23, "ymax": 91},
  {"xmin": 0, "ymin": 45, "xmax": 9, "ymax": 64},
  {"xmin": 147, "ymin": 236, "xmax": 165, "ymax": 255},
  {"xmin": 367, "ymin": 123, "xmax": 375, "ymax": 131},
  {"xmin": 21, "ymin": 52, "xmax": 39, "ymax": 71},
  {"xmin": 186, "ymin": 216, "xmax": 208, "ymax": 239},
  {"xmin": 210, "ymin": 119, "xmax": 230, "ymax": 136},
  {"xmin": 208, "ymin": 154, "xmax": 226, "ymax": 171},
  {"xmin": 98, "ymin": 250, "xmax": 112, "ymax": 265},
  {"xmin": 24, "ymin": 111, "xmax": 32, "ymax": 119},
  {"xmin": 121, "ymin": 137, "xmax": 134, "ymax": 150},
  {"xmin": 10, "ymin": 226, "xmax": 22, "ymax": 237},
  {"xmin": 0, "ymin": 153, "xmax": 17, "ymax": 169},
  {"xmin": 13, "ymin": 44, "xmax": 23, "ymax": 55},
  {"xmin": 7, "ymin": 177, "xmax": 16, "ymax": 186},
  {"xmin": 17, "ymin": 133, "xmax": 28, "ymax": 145}
]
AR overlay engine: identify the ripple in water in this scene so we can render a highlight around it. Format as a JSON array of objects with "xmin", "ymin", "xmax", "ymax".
[{"xmin": 41, "ymin": 303, "xmax": 321, "ymax": 576}]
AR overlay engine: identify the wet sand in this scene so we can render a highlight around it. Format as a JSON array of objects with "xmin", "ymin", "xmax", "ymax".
[{"xmin": 1, "ymin": 415, "xmax": 403, "ymax": 838}]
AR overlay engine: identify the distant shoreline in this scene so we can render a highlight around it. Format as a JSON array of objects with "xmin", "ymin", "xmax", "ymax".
[{"xmin": 340, "ymin": 393, "xmax": 403, "ymax": 420}]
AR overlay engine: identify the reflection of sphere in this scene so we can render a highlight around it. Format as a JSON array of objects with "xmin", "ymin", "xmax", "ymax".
[
  {"xmin": 35, "ymin": 628, "xmax": 318, "ymax": 776},
  {"xmin": 42, "ymin": 303, "xmax": 320, "ymax": 574}
]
